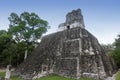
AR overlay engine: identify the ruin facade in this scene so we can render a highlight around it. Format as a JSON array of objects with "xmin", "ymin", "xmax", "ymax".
[
  {"xmin": 15, "ymin": 9, "xmax": 117, "ymax": 80},
  {"xmin": 58, "ymin": 9, "xmax": 85, "ymax": 31}
]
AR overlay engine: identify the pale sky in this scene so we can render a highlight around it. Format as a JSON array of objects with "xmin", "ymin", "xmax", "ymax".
[{"xmin": 0, "ymin": 0, "xmax": 120, "ymax": 44}]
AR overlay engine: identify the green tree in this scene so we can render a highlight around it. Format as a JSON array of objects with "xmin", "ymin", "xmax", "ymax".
[
  {"xmin": 8, "ymin": 12, "xmax": 49, "ymax": 61},
  {"xmin": 112, "ymin": 34, "xmax": 120, "ymax": 68},
  {"xmin": 8, "ymin": 12, "xmax": 49, "ymax": 44},
  {"xmin": 0, "ymin": 30, "xmax": 13, "ymax": 66},
  {"xmin": 0, "ymin": 30, "xmax": 7, "ymax": 35},
  {"xmin": 115, "ymin": 35, "xmax": 120, "ymax": 48},
  {"xmin": 0, "ymin": 30, "xmax": 11, "ymax": 53}
]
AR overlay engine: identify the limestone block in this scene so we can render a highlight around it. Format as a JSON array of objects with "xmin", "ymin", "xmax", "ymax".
[
  {"xmin": 56, "ymin": 58, "xmax": 77, "ymax": 78},
  {"xmin": 62, "ymin": 40, "xmax": 80, "ymax": 57}
]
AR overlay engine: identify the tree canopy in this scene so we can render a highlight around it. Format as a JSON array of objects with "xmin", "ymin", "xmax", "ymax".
[
  {"xmin": 0, "ymin": 12, "xmax": 49, "ymax": 67},
  {"xmin": 110, "ymin": 34, "xmax": 120, "ymax": 68},
  {"xmin": 8, "ymin": 12, "xmax": 49, "ymax": 45}
]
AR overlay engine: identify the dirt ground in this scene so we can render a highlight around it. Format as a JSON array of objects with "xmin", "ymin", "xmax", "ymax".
[
  {"xmin": 0, "ymin": 68, "xmax": 6, "ymax": 72},
  {"xmin": 0, "ymin": 68, "xmax": 15, "ymax": 72}
]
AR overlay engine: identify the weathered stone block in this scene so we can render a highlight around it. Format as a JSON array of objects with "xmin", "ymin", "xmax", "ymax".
[
  {"xmin": 56, "ymin": 58, "xmax": 77, "ymax": 77},
  {"xmin": 62, "ymin": 40, "xmax": 80, "ymax": 57},
  {"xmin": 67, "ymin": 28, "xmax": 82, "ymax": 39}
]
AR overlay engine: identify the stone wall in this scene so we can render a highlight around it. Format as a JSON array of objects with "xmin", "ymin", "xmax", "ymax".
[{"xmin": 14, "ymin": 27, "xmax": 117, "ymax": 80}]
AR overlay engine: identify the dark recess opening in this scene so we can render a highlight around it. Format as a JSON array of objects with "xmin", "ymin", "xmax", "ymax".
[{"xmin": 67, "ymin": 25, "xmax": 70, "ymax": 29}]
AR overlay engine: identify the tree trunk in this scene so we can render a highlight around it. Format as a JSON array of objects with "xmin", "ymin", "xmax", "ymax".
[
  {"xmin": 24, "ymin": 49, "xmax": 28, "ymax": 61},
  {"xmin": 5, "ymin": 65, "xmax": 11, "ymax": 80}
]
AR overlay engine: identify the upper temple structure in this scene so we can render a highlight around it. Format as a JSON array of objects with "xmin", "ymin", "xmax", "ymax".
[
  {"xmin": 14, "ymin": 9, "xmax": 117, "ymax": 80},
  {"xmin": 58, "ymin": 9, "xmax": 85, "ymax": 30}
]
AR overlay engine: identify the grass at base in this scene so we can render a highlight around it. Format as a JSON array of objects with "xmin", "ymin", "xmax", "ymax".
[
  {"xmin": 0, "ymin": 71, "xmax": 22, "ymax": 80},
  {"xmin": 35, "ymin": 74, "xmax": 95, "ymax": 80},
  {"xmin": 35, "ymin": 75, "xmax": 75, "ymax": 80},
  {"xmin": 0, "ymin": 72, "xmax": 95, "ymax": 80},
  {"xmin": 116, "ymin": 70, "xmax": 120, "ymax": 80},
  {"xmin": 0, "ymin": 71, "xmax": 5, "ymax": 78}
]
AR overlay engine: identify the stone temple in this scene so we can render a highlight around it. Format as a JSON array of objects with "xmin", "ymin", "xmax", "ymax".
[{"xmin": 15, "ymin": 9, "xmax": 117, "ymax": 80}]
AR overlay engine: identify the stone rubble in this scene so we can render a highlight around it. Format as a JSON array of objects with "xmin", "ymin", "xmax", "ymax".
[{"xmin": 104, "ymin": 74, "xmax": 116, "ymax": 80}]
